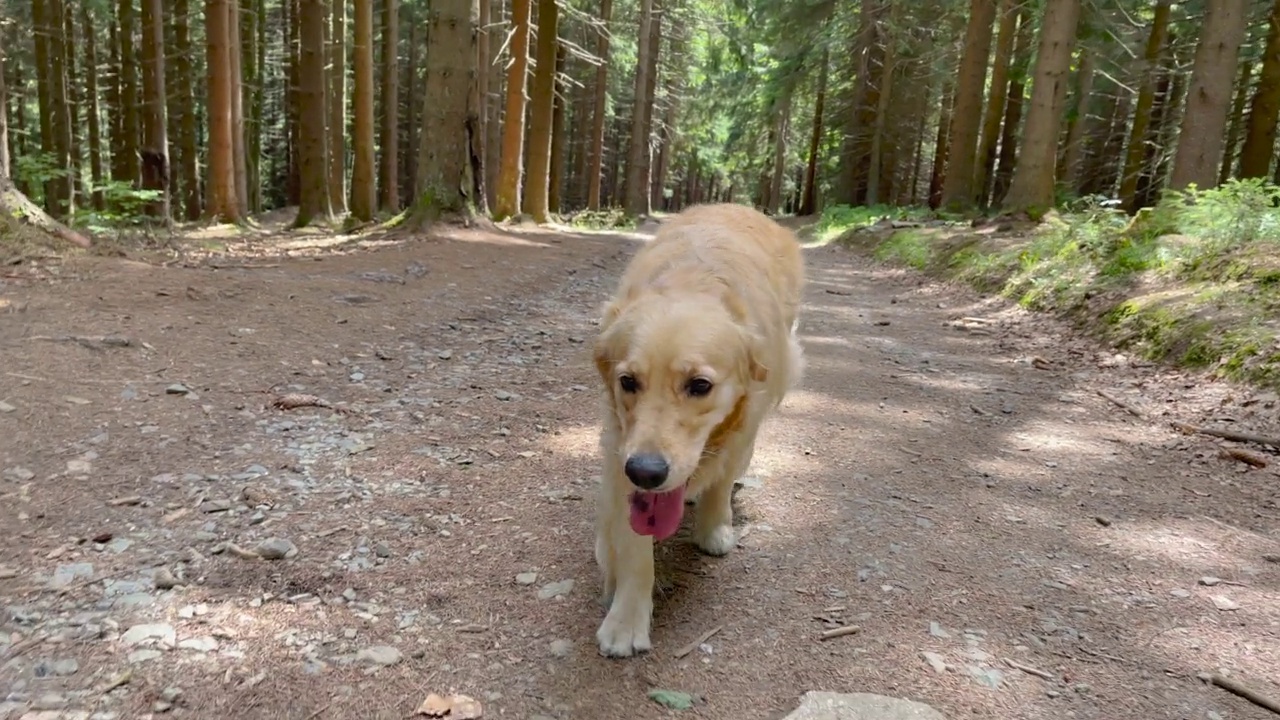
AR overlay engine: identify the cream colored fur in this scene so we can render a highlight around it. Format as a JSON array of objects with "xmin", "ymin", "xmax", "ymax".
[{"xmin": 591, "ymin": 203, "xmax": 805, "ymax": 657}]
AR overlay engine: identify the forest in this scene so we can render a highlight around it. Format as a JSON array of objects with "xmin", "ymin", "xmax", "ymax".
[{"xmin": 0, "ymin": 0, "xmax": 1275, "ymax": 237}]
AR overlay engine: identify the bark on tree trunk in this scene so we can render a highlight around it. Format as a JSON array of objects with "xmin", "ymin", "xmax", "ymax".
[
  {"xmin": 294, "ymin": 0, "xmax": 333, "ymax": 226},
  {"xmin": 1002, "ymin": 0, "xmax": 1082, "ymax": 214},
  {"xmin": 228, "ymin": 1, "xmax": 247, "ymax": 214},
  {"xmin": 139, "ymin": 0, "xmax": 170, "ymax": 221},
  {"xmin": 1057, "ymin": 48, "xmax": 1094, "ymax": 191},
  {"xmin": 485, "ymin": 0, "xmax": 504, "ymax": 209},
  {"xmin": 799, "ymin": 47, "xmax": 830, "ymax": 217},
  {"xmin": 47, "ymin": 0, "xmax": 74, "ymax": 217},
  {"xmin": 989, "ymin": 3, "xmax": 1033, "ymax": 207},
  {"xmin": 767, "ymin": 86, "xmax": 793, "ymax": 214},
  {"xmin": 974, "ymin": 0, "xmax": 1018, "ymax": 208},
  {"xmin": 328, "ymin": 0, "xmax": 347, "ymax": 213},
  {"xmin": 623, "ymin": 0, "xmax": 658, "ymax": 216},
  {"xmin": 173, "ymin": 0, "xmax": 200, "ymax": 220},
  {"xmin": 0, "ymin": 35, "xmax": 8, "ymax": 180},
  {"xmin": 118, "ymin": 0, "xmax": 141, "ymax": 188},
  {"xmin": 0, "ymin": 173, "xmax": 92, "ymax": 248},
  {"xmin": 81, "ymin": 3, "xmax": 105, "ymax": 211},
  {"xmin": 286, "ymin": 0, "xmax": 301, "ymax": 206},
  {"xmin": 1219, "ymin": 60, "xmax": 1254, "ymax": 184},
  {"xmin": 941, "ymin": 0, "xmax": 997, "ymax": 210},
  {"xmin": 379, "ymin": 0, "xmax": 399, "ymax": 211},
  {"xmin": 242, "ymin": 0, "xmax": 262, "ymax": 213},
  {"xmin": 204, "ymin": 0, "xmax": 239, "ymax": 222},
  {"xmin": 1119, "ymin": 0, "xmax": 1171, "ymax": 212},
  {"xmin": 1240, "ymin": 0, "xmax": 1280, "ymax": 179},
  {"xmin": 548, "ymin": 45, "xmax": 568, "ymax": 215},
  {"xmin": 493, "ymin": 0, "xmax": 532, "ymax": 220},
  {"xmin": 866, "ymin": 37, "xmax": 898, "ymax": 207},
  {"xmin": 585, "ymin": 0, "xmax": 613, "ymax": 210},
  {"xmin": 351, "ymin": 0, "xmax": 376, "ymax": 220},
  {"xmin": 402, "ymin": 14, "xmax": 419, "ymax": 206},
  {"xmin": 411, "ymin": 0, "xmax": 486, "ymax": 226},
  {"xmin": 63, "ymin": 7, "xmax": 84, "ymax": 208},
  {"xmin": 1169, "ymin": 0, "xmax": 1249, "ymax": 192},
  {"xmin": 928, "ymin": 82, "xmax": 953, "ymax": 209},
  {"xmin": 523, "ymin": 0, "xmax": 559, "ymax": 223}
]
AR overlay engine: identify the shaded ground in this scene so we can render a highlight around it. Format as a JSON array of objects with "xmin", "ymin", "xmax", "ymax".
[{"xmin": 1, "ymin": 215, "xmax": 1278, "ymax": 720}]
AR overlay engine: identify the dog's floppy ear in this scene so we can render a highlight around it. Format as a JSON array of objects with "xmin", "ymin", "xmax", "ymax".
[
  {"xmin": 593, "ymin": 301, "xmax": 622, "ymax": 383},
  {"xmin": 743, "ymin": 328, "xmax": 768, "ymax": 384}
]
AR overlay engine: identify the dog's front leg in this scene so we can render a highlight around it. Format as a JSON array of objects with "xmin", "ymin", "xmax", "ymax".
[{"xmin": 595, "ymin": 496, "xmax": 655, "ymax": 658}]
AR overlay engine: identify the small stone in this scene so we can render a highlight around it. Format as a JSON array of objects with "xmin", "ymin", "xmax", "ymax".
[
  {"xmin": 153, "ymin": 568, "xmax": 180, "ymax": 590},
  {"xmin": 120, "ymin": 622, "xmax": 176, "ymax": 648},
  {"xmin": 1095, "ymin": 516, "xmax": 1112, "ymax": 527},
  {"xmin": 32, "ymin": 693, "xmax": 66, "ymax": 710},
  {"xmin": 1211, "ymin": 595, "xmax": 1239, "ymax": 611},
  {"xmin": 494, "ymin": 390, "xmax": 515, "ymax": 401},
  {"xmin": 160, "ymin": 688, "xmax": 182, "ymax": 704},
  {"xmin": 49, "ymin": 563, "xmax": 94, "ymax": 589},
  {"xmin": 0, "ymin": 401, "xmax": 15, "ymax": 412},
  {"xmin": 1170, "ymin": 589, "xmax": 1191, "ymax": 598},
  {"xmin": 437, "ymin": 350, "xmax": 453, "ymax": 360},
  {"xmin": 342, "ymin": 588, "xmax": 357, "ymax": 601},
  {"xmin": 928, "ymin": 621, "xmax": 950, "ymax": 639},
  {"xmin": 1198, "ymin": 576, "xmax": 1222, "ymax": 586},
  {"xmin": 66, "ymin": 459, "xmax": 92, "ymax": 475},
  {"xmin": 153, "ymin": 700, "xmax": 173, "ymax": 713},
  {"xmin": 356, "ymin": 645, "xmax": 402, "ymax": 666},
  {"xmin": 781, "ymin": 692, "xmax": 945, "ymax": 720},
  {"xmin": 35, "ymin": 658, "xmax": 79, "ymax": 677},
  {"xmin": 177, "ymin": 637, "xmax": 218, "ymax": 653},
  {"xmin": 165, "ymin": 384, "xmax": 192, "ymax": 395},
  {"xmin": 128, "ymin": 649, "xmax": 162, "ymax": 664},
  {"xmin": 537, "ymin": 579, "xmax": 574, "ymax": 600},
  {"xmin": 549, "ymin": 639, "xmax": 572, "ymax": 658},
  {"xmin": 349, "ymin": 372, "xmax": 365, "ymax": 382},
  {"xmin": 921, "ymin": 652, "xmax": 948, "ymax": 674},
  {"xmin": 3, "ymin": 466, "xmax": 35, "ymax": 482},
  {"xmin": 373, "ymin": 542, "xmax": 392, "ymax": 558},
  {"xmin": 255, "ymin": 537, "xmax": 297, "ymax": 560},
  {"xmin": 515, "ymin": 572, "xmax": 538, "ymax": 585}
]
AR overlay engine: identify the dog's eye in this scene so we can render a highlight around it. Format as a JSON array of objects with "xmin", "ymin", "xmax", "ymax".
[
  {"xmin": 686, "ymin": 377, "xmax": 714, "ymax": 397},
  {"xmin": 619, "ymin": 374, "xmax": 640, "ymax": 393}
]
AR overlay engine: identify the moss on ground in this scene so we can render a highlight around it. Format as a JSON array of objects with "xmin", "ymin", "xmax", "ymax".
[{"xmin": 820, "ymin": 179, "xmax": 1280, "ymax": 392}]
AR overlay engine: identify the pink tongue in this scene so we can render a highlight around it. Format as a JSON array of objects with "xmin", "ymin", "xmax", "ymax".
[{"xmin": 628, "ymin": 487, "xmax": 686, "ymax": 541}]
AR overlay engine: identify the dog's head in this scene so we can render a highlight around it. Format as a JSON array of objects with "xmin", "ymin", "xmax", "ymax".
[{"xmin": 593, "ymin": 290, "xmax": 767, "ymax": 494}]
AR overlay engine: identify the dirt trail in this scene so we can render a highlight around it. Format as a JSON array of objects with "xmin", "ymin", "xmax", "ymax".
[{"xmin": 1, "ymin": 220, "xmax": 1278, "ymax": 720}]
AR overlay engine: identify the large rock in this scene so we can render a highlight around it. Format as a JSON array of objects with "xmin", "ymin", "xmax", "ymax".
[{"xmin": 781, "ymin": 692, "xmax": 946, "ymax": 720}]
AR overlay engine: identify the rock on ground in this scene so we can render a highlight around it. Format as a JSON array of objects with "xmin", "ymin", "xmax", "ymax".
[{"xmin": 782, "ymin": 692, "xmax": 946, "ymax": 720}]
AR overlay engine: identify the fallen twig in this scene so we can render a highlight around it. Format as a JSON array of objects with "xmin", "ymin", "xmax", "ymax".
[
  {"xmin": 207, "ymin": 260, "xmax": 282, "ymax": 270},
  {"xmin": 1173, "ymin": 421, "xmax": 1280, "ymax": 449},
  {"xmin": 1207, "ymin": 673, "xmax": 1280, "ymax": 715},
  {"xmin": 673, "ymin": 625, "xmax": 723, "ymax": 659},
  {"xmin": 1220, "ymin": 447, "xmax": 1268, "ymax": 468},
  {"xmin": 1004, "ymin": 657, "xmax": 1054, "ymax": 680},
  {"xmin": 818, "ymin": 625, "xmax": 861, "ymax": 641},
  {"xmin": 269, "ymin": 393, "xmax": 357, "ymax": 416},
  {"xmin": 27, "ymin": 334, "xmax": 133, "ymax": 350},
  {"xmin": 303, "ymin": 700, "xmax": 335, "ymax": 720},
  {"xmin": 1, "ymin": 633, "xmax": 45, "ymax": 660},
  {"xmin": 1097, "ymin": 389, "xmax": 1146, "ymax": 419}
]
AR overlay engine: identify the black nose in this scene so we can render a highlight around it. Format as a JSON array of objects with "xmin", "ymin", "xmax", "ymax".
[{"xmin": 624, "ymin": 453, "xmax": 669, "ymax": 490}]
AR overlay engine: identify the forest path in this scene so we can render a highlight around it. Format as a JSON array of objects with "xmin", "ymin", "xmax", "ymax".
[{"xmin": 0, "ymin": 218, "xmax": 1277, "ymax": 720}]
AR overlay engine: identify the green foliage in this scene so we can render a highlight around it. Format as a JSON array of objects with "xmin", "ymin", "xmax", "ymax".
[
  {"xmin": 72, "ymin": 181, "xmax": 164, "ymax": 233},
  {"xmin": 566, "ymin": 208, "xmax": 638, "ymax": 230},
  {"xmin": 846, "ymin": 180, "xmax": 1280, "ymax": 391},
  {"xmin": 813, "ymin": 203, "xmax": 932, "ymax": 242}
]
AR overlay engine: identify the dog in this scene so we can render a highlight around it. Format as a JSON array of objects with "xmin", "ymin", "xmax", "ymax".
[{"xmin": 590, "ymin": 203, "xmax": 806, "ymax": 657}]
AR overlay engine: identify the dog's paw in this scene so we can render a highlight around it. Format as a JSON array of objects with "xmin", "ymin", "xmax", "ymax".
[
  {"xmin": 694, "ymin": 523, "xmax": 737, "ymax": 556},
  {"xmin": 596, "ymin": 607, "xmax": 652, "ymax": 658}
]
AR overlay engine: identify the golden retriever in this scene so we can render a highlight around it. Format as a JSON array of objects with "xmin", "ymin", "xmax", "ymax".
[{"xmin": 590, "ymin": 203, "xmax": 805, "ymax": 657}]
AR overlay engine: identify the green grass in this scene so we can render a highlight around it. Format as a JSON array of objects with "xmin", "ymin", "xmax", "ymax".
[{"xmin": 823, "ymin": 179, "xmax": 1280, "ymax": 392}]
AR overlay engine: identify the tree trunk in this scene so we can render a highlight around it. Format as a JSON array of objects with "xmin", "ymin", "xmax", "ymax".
[
  {"xmin": 1119, "ymin": 0, "xmax": 1172, "ymax": 212},
  {"xmin": 402, "ymin": 13, "xmax": 420, "ymax": 206},
  {"xmin": 989, "ymin": 3, "xmax": 1034, "ymax": 207},
  {"xmin": 585, "ymin": 0, "xmax": 613, "ymax": 210},
  {"xmin": 0, "ymin": 174, "xmax": 92, "ymax": 248},
  {"xmin": 765, "ymin": 85, "xmax": 793, "ymax": 214},
  {"xmin": 1002, "ymin": 0, "xmax": 1081, "ymax": 214},
  {"xmin": 1169, "ymin": 0, "xmax": 1248, "ymax": 192},
  {"xmin": 379, "ymin": 0, "xmax": 399, "ymax": 211},
  {"xmin": 493, "ymin": 0, "xmax": 532, "ymax": 220},
  {"xmin": 476, "ymin": 0, "xmax": 490, "ymax": 203},
  {"xmin": 0, "ymin": 33, "xmax": 7, "ymax": 180},
  {"xmin": 411, "ymin": 0, "xmax": 485, "ymax": 225},
  {"xmin": 1057, "ymin": 48, "xmax": 1094, "ymax": 191},
  {"xmin": 351, "ymin": 0, "xmax": 376, "ymax": 220},
  {"xmin": 974, "ymin": 0, "xmax": 1018, "ymax": 208},
  {"xmin": 63, "ymin": 7, "xmax": 84, "ymax": 208},
  {"xmin": 548, "ymin": 45, "xmax": 568, "ymax": 215},
  {"xmin": 927, "ymin": 82, "xmax": 953, "ymax": 209},
  {"xmin": 46, "ymin": 0, "xmax": 74, "ymax": 217},
  {"xmin": 1218, "ymin": 60, "xmax": 1253, "ymax": 184},
  {"xmin": 172, "ymin": 0, "xmax": 200, "ymax": 220},
  {"xmin": 866, "ymin": 36, "xmax": 898, "ymax": 207},
  {"xmin": 81, "ymin": 3, "xmax": 105, "ymax": 211},
  {"xmin": 523, "ymin": 0, "xmax": 559, "ymax": 223},
  {"xmin": 117, "ymin": 0, "xmax": 141, "ymax": 188},
  {"xmin": 294, "ymin": 0, "xmax": 332, "ymax": 226},
  {"xmin": 940, "ymin": 0, "xmax": 998, "ymax": 211},
  {"xmin": 286, "ymin": 0, "xmax": 301, "ymax": 206},
  {"xmin": 799, "ymin": 47, "xmax": 830, "ymax": 216},
  {"xmin": 835, "ymin": 0, "xmax": 884, "ymax": 205},
  {"xmin": 139, "ymin": 0, "xmax": 170, "ymax": 221},
  {"xmin": 623, "ymin": 0, "xmax": 658, "ymax": 216},
  {"xmin": 1240, "ymin": 0, "xmax": 1280, "ymax": 179},
  {"xmin": 485, "ymin": 0, "xmax": 504, "ymax": 208},
  {"xmin": 1146, "ymin": 62, "xmax": 1187, "ymax": 205},
  {"xmin": 328, "ymin": 0, "xmax": 347, "ymax": 213},
  {"xmin": 205, "ymin": 0, "xmax": 239, "ymax": 222},
  {"xmin": 242, "ymin": 0, "xmax": 263, "ymax": 212},
  {"xmin": 35, "ymin": 0, "xmax": 53, "ymax": 205},
  {"xmin": 228, "ymin": 3, "xmax": 247, "ymax": 214}
]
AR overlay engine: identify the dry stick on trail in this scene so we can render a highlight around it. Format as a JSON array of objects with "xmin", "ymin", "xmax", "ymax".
[
  {"xmin": 1172, "ymin": 421, "xmax": 1280, "ymax": 449},
  {"xmin": 1207, "ymin": 673, "xmax": 1280, "ymax": 715}
]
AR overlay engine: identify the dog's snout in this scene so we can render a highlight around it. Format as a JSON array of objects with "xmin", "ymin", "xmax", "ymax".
[{"xmin": 624, "ymin": 453, "xmax": 670, "ymax": 490}]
